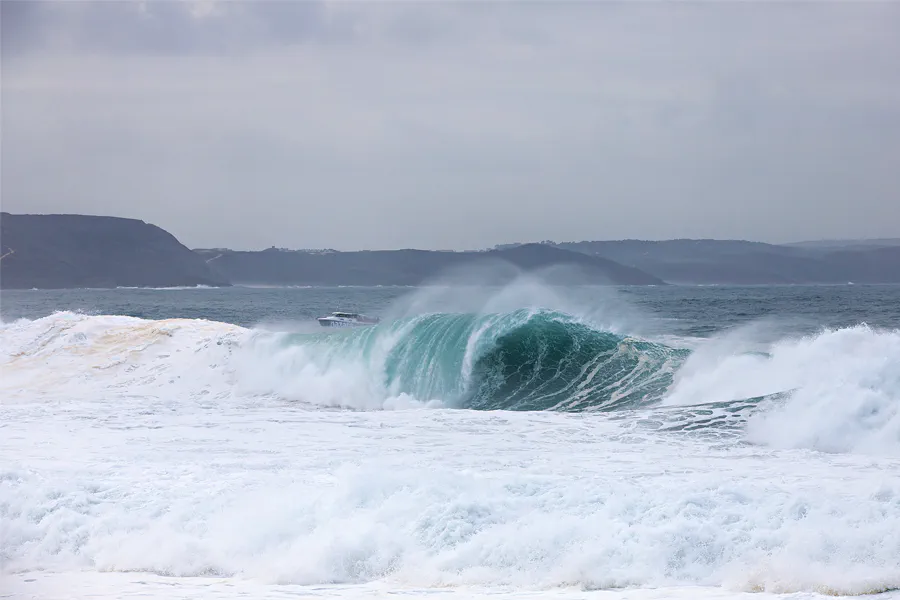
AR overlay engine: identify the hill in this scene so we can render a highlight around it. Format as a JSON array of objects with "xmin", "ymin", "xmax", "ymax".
[
  {"xmin": 0, "ymin": 213, "xmax": 230, "ymax": 289},
  {"xmin": 551, "ymin": 239, "xmax": 900, "ymax": 284},
  {"xmin": 195, "ymin": 243, "xmax": 665, "ymax": 286},
  {"xmin": 781, "ymin": 238, "xmax": 900, "ymax": 252},
  {"xmin": 4, "ymin": 212, "xmax": 894, "ymax": 288}
]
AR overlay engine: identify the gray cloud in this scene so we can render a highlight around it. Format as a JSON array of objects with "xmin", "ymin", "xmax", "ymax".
[{"xmin": 2, "ymin": 1, "xmax": 899, "ymax": 250}]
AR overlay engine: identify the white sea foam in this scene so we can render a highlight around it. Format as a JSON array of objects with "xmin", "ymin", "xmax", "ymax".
[
  {"xmin": 664, "ymin": 324, "xmax": 900, "ymax": 456},
  {"xmin": 13, "ymin": 572, "xmax": 892, "ymax": 600},
  {"xmin": 2, "ymin": 312, "xmax": 900, "ymax": 599},
  {"xmin": 0, "ymin": 311, "xmax": 246, "ymax": 404}
]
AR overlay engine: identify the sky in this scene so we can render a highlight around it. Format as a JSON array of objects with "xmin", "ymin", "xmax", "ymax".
[{"xmin": 2, "ymin": 1, "xmax": 899, "ymax": 251}]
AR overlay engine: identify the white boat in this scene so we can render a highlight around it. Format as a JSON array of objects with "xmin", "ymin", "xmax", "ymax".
[{"xmin": 317, "ymin": 311, "xmax": 380, "ymax": 328}]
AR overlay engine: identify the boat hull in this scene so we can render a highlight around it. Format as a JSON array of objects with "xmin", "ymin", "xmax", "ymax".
[
  {"xmin": 317, "ymin": 318, "xmax": 378, "ymax": 328},
  {"xmin": 317, "ymin": 311, "xmax": 380, "ymax": 328},
  {"xmin": 317, "ymin": 319, "xmax": 364, "ymax": 328}
]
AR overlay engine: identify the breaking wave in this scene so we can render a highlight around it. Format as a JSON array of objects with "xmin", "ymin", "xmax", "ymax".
[
  {"xmin": 2, "ymin": 310, "xmax": 899, "ymax": 455},
  {"xmin": 253, "ymin": 310, "xmax": 687, "ymax": 412},
  {"xmin": 3, "ymin": 309, "xmax": 900, "ymax": 595}
]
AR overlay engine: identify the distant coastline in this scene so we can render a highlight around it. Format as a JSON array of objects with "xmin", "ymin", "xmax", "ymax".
[
  {"xmin": 0, "ymin": 212, "xmax": 230, "ymax": 290},
  {"xmin": 2, "ymin": 212, "xmax": 898, "ymax": 289}
]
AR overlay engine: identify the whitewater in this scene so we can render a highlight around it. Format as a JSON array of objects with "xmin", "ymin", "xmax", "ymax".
[{"xmin": 2, "ymin": 283, "xmax": 900, "ymax": 599}]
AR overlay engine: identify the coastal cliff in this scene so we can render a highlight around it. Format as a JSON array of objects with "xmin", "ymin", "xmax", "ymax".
[{"xmin": 0, "ymin": 213, "xmax": 230, "ymax": 289}]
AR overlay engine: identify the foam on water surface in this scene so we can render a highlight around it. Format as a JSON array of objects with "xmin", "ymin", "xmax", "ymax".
[
  {"xmin": 2, "ymin": 310, "xmax": 900, "ymax": 598},
  {"xmin": 9, "ymin": 572, "xmax": 898, "ymax": 600}
]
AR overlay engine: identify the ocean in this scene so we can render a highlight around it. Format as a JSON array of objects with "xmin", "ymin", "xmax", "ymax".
[{"xmin": 2, "ymin": 281, "xmax": 899, "ymax": 599}]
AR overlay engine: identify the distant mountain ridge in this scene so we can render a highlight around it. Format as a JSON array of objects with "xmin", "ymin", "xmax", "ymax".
[
  {"xmin": 781, "ymin": 238, "xmax": 900, "ymax": 251},
  {"xmin": 2, "ymin": 212, "xmax": 896, "ymax": 288},
  {"xmin": 547, "ymin": 238, "xmax": 900, "ymax": 284},
  {"xmin": 195, "ymin": 243, "xmax": 665, "ymax": 286},
  {"xmin": 0, "ymin": 213, "xmax": 661, "ymax": 289},
  {"xmin": 197, "ymin": 237, "xmax": 899, "ymax": 286},
  {"xmin": 196, "ymin": 236, "xmax": 899, "ymax": 286}
]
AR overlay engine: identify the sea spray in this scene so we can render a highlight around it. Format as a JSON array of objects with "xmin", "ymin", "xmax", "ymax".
[{"xmin": 379, "ymin": 268, "xmax": 650, "ymax": 338}]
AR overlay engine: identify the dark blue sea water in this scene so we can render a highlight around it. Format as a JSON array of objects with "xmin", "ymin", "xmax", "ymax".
[{"xmin": 3, "ymin": 284, "xmax": 899, "ymax": 337}]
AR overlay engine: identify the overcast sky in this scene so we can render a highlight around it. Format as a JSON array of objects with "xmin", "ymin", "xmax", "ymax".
[{"xmin": 2, "ymin": 1, "xmax": 899, "ymax": 250}]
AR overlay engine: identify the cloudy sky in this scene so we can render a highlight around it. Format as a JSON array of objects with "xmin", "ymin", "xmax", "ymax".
[{"xmin": 2, "ymin": 1, "xmax": 899, "ymax": 250}]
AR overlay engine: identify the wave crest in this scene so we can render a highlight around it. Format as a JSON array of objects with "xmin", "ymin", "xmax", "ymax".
[{"xmin": 245, "ymin": 309, "xmax": 687, "ymax": 412}]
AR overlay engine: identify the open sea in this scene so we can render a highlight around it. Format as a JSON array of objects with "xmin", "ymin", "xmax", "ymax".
[{"xmin": 2, "ymin": 280, "xmax": 899, "ymax": 599}]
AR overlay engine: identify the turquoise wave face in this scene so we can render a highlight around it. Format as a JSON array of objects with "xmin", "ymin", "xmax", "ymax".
[
  {"xmin": 465, "ymin": 316, "xmax": 688, "ymax": 411},
  {"xmin": 280, "ymin": 309, "xmax": 690, "ymax": 411}
]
